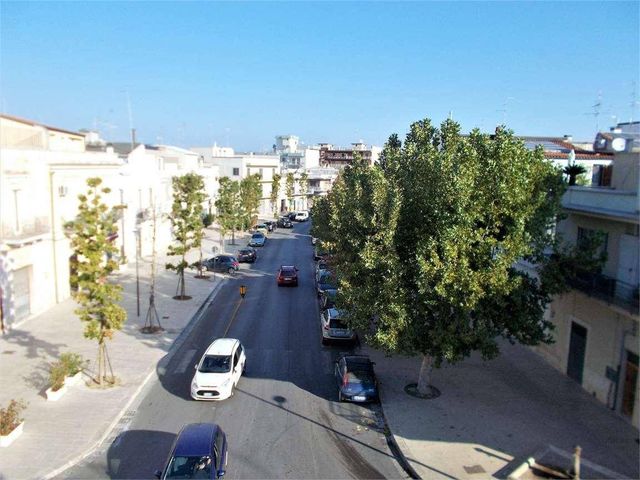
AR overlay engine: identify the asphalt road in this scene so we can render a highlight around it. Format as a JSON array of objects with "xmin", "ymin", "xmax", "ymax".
[{"xmin": 60, "ymin": 221, "xmax": 406, "ymax": 479}]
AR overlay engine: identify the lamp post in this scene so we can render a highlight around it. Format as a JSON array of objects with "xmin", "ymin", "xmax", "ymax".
[{"xmin": 134, "ymin": 227, "xmax": 141, "ymax": 317}]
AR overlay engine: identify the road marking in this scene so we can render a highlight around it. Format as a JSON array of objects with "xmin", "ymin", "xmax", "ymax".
[
  {"xmin": 223, "ymin": 298, "xmax": 244, "ymax": 336},
  {"xmin": 173, "ymin": 348, "xmax": 197, "ymax": 374}
]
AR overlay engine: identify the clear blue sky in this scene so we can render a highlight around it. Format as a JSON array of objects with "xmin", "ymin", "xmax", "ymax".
[{"xmin": 1, "ymin": 1, "xmax": 638, "ymax": 151}]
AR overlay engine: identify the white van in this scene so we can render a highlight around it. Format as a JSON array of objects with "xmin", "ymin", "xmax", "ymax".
[{"xmin": 294, "ymin": 211, "xmax": 309, "ymax": 222}]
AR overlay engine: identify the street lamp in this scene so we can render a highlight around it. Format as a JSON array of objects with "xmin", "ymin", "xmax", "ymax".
[
  {"xmin": 134, "ymin": 227, "xmax": 141, "ymax": 317},
  {"xmin": 239, "ymin": 285, "xmax": 247, "ymax": 299}
]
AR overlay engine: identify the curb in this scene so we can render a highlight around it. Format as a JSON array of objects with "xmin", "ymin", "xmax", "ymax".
[
  {"xmin": 42, "ymin": 276, "xmax": 226, "ymax": 480},
  {"xmin": 379, "ymin": 398, "xmax": 421, "ymax": 480}
]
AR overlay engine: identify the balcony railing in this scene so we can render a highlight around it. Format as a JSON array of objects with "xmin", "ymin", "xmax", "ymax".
[
  {"xmin": 569, "ymin": 270, "xmax": 639, "ymax": 314},
  {"xmin": 562, "ymin": 186, "xmax": 638, "ymax": 221},
  {"xmin": 1, "ymin": 216, "xmax": 51, "ymax": 244}
]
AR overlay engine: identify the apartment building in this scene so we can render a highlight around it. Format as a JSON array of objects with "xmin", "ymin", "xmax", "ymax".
[
  {"xmin": 0, "ymin": 115, "xmax": 123, "ymax": 330},
  {"xmin": 193, "ymin": 146, "xmax": 281, "ymax": 217},
  {"xmin": 533, "ymin": 123, "xmax": 639, "ymax": 429},
  {"xmin": 318, "ymin": 142, "xmax": 382, "ymax": 169}
]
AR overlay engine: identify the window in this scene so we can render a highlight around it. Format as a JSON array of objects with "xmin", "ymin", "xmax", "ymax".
[
  {"xmin": 591, "ymin": 164, "xmax": 612, "ymax": 187},
  {"xmin": 232, "ymin": 167, "xmax": 239, "ymax": 176}
]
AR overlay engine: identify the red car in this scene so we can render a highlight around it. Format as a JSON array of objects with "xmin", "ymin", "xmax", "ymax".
[{"xmin": 277, "ymin": 265, "xmax": 299, "ymax": 287}]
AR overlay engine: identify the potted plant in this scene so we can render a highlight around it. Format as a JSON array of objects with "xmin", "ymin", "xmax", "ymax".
[
  {"xmin": 0, "ymin": 399, "xmax": 26, "ymax": 447},
  {"xmin": 61, "ymin": 352, "xmax": 87, "ymax": 387},
  {"xmin": 46, "ymin": 360, "xmax": 68, "ymax": 401}
]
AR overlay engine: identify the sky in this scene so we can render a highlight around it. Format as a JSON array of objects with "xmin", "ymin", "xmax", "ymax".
[{"xmin": 1, "ymin": 1, "xmax": 638, "ymax": 152}]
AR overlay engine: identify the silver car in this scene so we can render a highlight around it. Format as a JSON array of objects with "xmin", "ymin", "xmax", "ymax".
[{"xmin": 320, "ymin": 308, "xmax": 357, "ymax": 345}]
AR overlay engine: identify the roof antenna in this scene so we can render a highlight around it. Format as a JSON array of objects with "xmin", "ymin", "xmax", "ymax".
[
  {"xmin": 584, "ymin": 91, "xmax": 602, "ymax": 132},
  {"xmin": 125, "ymin": 89, "xmax": 135, "ymax": 149}
]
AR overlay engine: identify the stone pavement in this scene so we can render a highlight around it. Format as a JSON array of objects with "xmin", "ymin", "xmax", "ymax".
[
  {"xmin": 0, "ymin": 228, "xmax": 236, "ymax": 479},
  {"xmin": 1, "ymin": 222, "xmax": 639, "ymax": 479},
  {"xmin": 364, "ymin": 342, "xmax": 640, "ymax": 479}
]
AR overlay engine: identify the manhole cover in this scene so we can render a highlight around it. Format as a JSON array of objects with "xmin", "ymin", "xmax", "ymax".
[
  {"xmin": 464, "ymin": 465, "xmax": 486, "ymax": 474},
  {"xmin": 404, "ymin": 383, "xmax": 441, "ymax": 399}
]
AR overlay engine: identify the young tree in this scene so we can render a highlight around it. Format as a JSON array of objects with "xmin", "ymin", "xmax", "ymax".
[
  {"xmin": 323, "ymin": 119, "xmax": 568, "ymax": 396},
  {"xmin": 285, "ymin": 172, "xmax": 295, "ymax": 211},
  {"xmin": 165, "ymin": 173, "xmax": 206, "ymax": 299},
  {"xmin": 66, "ymin": 177, "xmax": 126, "ymax": 386},
  {"xmin": 298, "ymin": 172, "xmax": 308, "ymax": 210},
  {"xmin": 215, "ymin": 177, "xmax": 242, "ymax": 246},
  {"xmin": 239, "ymin": 174, "xmax": 262, "ymax": 229},
  {"xmin": 270, "ymin": 173, "xmax": 282, "ymax": 216}
]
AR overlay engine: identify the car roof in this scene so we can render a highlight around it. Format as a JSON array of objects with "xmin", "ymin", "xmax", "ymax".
[
  {"xmin": 205, "ymin": 338, "xmax": 239, "ymax": 356},
  {"xmin": 251, "ymin": 232, "xmax": 264, "ymax": 237},
  {"xmin": 173, "ymin": 423, "xmax": 219, "ymax": 457}
]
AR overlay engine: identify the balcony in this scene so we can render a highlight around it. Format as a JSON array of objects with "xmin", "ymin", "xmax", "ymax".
[
  {"xmin": 1, "ymin": 216, "xmax": 51, "ymax": 246},
  {"xmin": 569, "ymin": 270, "xmax": 639, "ymax": 315},
  {"xmin": 562, "ymin": 186, "xmax": 638, "ymax": 222}
]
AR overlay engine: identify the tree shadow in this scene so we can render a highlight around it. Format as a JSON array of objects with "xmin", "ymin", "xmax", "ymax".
[
  {"xmin": 106, "ymin": 429, "xmax": 176, "ymax": 479},
  {"xmin": 2, "ymin": 329, "xmax": 68, "ymax": 359}
]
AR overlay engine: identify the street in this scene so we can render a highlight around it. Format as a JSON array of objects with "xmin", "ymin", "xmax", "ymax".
[{"xmin": 60, "ymin": 221, "xmax": 406, "ymax": 479}]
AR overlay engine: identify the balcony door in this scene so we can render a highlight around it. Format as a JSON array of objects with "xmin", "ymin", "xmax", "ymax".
[
  {"xmin": 621, "ymin": 351, "xmax": 638, "ymax": 419},
  {"xmin": 567, "ymin": 322, "xmax": 587, "ymax": 384}
]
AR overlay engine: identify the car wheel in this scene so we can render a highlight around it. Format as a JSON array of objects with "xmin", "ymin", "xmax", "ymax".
[
  {"xmin": 242, "ymin": 361, "xmax": 246, "ymax": 374},
  {"xmin": 227, "ymin": 267, "xmax": 235, "ymax": 274},
  {"xmin": 338, "ymin": 391, "xmax": 344, "ymax": 402},
  {"xmin": 321, "ymin": 337, "xmax": 328, "ymax": 346}
]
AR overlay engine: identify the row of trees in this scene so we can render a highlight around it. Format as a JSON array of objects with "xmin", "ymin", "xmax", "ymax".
[
  {"xmin": 271, "ymin": 172, "xmax": 308, "ymax": 216},
  {"xmin": 311, "ymin": 118, "xmax": 602, "ymax": 395}
]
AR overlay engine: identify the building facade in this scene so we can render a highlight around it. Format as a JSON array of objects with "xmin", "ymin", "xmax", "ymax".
[{"xmin": 532, "ymin": 123, "xmax": 639, "ymax": 429}]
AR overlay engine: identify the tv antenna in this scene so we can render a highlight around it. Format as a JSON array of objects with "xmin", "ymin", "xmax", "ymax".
[
  {"xmin": 496, "ymin": 97, "xmax": 515, "ymax": 125},
  {"xmin": 584, "ymin": 91, "xmax": 603, "ymax": 132}
]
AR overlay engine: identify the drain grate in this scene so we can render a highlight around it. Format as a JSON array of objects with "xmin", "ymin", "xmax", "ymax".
[{"xmin": 463, "ymin": 465, "xmax": 486, "ymax": 474}]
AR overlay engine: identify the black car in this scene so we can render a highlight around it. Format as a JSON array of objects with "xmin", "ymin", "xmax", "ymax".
[
  {"xmin": 287, "ymin": 212, "xmax": 298, "ymax": 220},
  {"xmin": 334, "ymin": 355, "xmax": 379, "ymax": 403},
  {"xmin": 277, "ymin": 217, "xmax": 293, "ymax": 228},
  {"xmin": 264, "ymin": 220, "xmax": 276, "ymax": 232},
  {"xmin": 319, "ymin": 288, "xmax": 337, "ymax": 310},
  {"xmin": 198, "ymin": 255, "xmax": 239, "ymax": 274},
  {"xmin": 155, "ymin": 423, "xmax": 228, "ymax": 479},
  {"xmin": 236, "ymin": 247, "xmax": 257, "ymax": 263}
]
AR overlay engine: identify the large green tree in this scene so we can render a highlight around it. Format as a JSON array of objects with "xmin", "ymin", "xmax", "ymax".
[
  {"xmin": 215, "ymin": 177, "xmax": 242, "ymax": 245},
  {"xmin": 270, "ymin": 172, "xmax": 282, "ymax": 216},
  {"xmin": 298, "ymin": 172, "xmax": 308, "ymax": 210},
  {"xmin": 165, "ymin": 173, "xmax": 206, "ymax": 299},
  {"xmin": 239, "ymin": 174, "xmax": 262, "ymax": 229},
  {"xmin": 66, "ymin": 177, "xmax": 126, "ymax": 386},
  {"xmin": 316, "ymin": 119, "xmax": 568, "ymax": 395}
]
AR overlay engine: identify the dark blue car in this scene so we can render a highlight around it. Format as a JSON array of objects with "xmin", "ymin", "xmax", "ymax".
[
  {"xmin": 156, "ymin": 423, "xmax": 227, "ymax": 479},
  {"xmin": 335, "ymin": 355, "xmax": 379, "ymax": 403}
]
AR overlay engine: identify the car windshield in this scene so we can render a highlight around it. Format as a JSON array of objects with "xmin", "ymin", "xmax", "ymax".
[
  {"xmin": 281, "ymin": 267, "xmax": 295, "ymax": 274},
  {"xmin": 239, "ymin": 249, "xmax": 251, "ymax": 254},
  {"xmin": 199, "ymin": 355, "xmax": 231, "ymax": 373},
  {"xmin": 165, "ymin": 455, "xmax": 212, "ymax": 479},
  {"xmin": 319, "ymin": 273, "xmax": 336, "ymax": 286},
  {"xmin": 251, "ymin": 233, "xmax": 264, "ymax": 239},
  {"xmin": 329, "ymin": 317, "xmax": 348, "ymax": 329},
  {"xmin": 347, "ymin": 371, "xmax": 376, "ymax": 386}
]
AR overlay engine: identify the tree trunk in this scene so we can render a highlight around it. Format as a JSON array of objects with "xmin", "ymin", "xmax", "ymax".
[{"xmin": 417, "ymin": 354, "xmax": 433, "ymax": 395}]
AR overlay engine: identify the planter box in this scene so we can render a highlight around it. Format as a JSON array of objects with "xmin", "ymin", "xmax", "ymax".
[
  {"xmin": 45, "ymin": 385, "xmax": 67, "ymax": 401},
  {"xmin": 0, "ymin": 422, "xmax": 24, "ymax": 447},
  {"xmin": 64, "ymin": 371, "xmax": 83, "ymax": 387}
]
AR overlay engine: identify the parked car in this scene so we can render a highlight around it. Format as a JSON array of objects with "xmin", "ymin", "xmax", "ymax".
[
  {"xmin": 155, "ymin": 423, "xmax": 228, "ymax": 479},
  {"xmin": 314, "ymin": 245, "xmax": 330, "ymax": 261},
  {"xmin": 236, "ymin": 247, "xmax": 257, "ymax": 263},
  {"xmin": 248, "ymin": 232, "xmax": 266, "ymax": 247},
  {"xmin": 320, "ymin": 308, "xmax": 357, "ymax": 345},
  {"xmin": 277, "ymin": 216, "xmax": 293, "ymax": 228},
  {"xmin": 287, "ymin": 212, "xmax": 298, "ymax": 220},
  {"xmin": 311, "ymin": 236, "xmax": 317, "ymax": 245},
  {"xmin": 198, "ymin": 255, "xmax": 239, "ymax": 274},
  {"xmin": 253, "ymin": 224, "xmax": 269, "ymax": 236},
  {"xmin": 334, "ymin": 355, "xmax": 379, "ymax": 403},
  {"xmin": 316, "ymin": 270, "xmax": 337, "ymax": 298},
  {"xmin": 294, "ymin": 211, "xmax": 309, "ymax": 222},
  {"xmin": 315, "ymin": 260, "xmax": 331, "ymax": 283},
  {"xmin": 191, "ymin": 338, "xmax": 246, "ymax": 401},
  {"xmin": 276, "ymin": 265, "xmax": 299, "ymax": 287},
  {"xmin": 264, "ymin": 220, "xmax": 276, "ymax": 232},
  {"xmin": 319, "ymin": 288, "xmax": 337, "ymax": 310}
]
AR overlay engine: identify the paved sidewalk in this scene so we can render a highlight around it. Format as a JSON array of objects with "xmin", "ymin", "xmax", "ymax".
[
  {"xmin": 0, "ymin": 229, "xmax": 239, "ymax": 479},
  {"xmin": 365, "ymin": 342, "xmax": 640, "ymax": 479}
]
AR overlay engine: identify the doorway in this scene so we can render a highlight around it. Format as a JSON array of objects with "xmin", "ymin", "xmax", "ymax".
[{"xmin": 567, "ymin": 321, "xmax": 587, "ymax": 384}]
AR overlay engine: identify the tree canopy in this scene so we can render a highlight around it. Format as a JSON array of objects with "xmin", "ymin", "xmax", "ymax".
[
  {"xmin": 66, "ymin": 177, "xmax": 126, "ymax": 386},
  {"xmin": 165, "ymin": 173, "xmax": 206, "ymax": 299},
  {"xmin": 313, "ymin": 118, "xmax": 567, "ymax": 393},
  {"xmin": 239, "ymin": 174, "xmax": 262, "ymax": 229}
]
